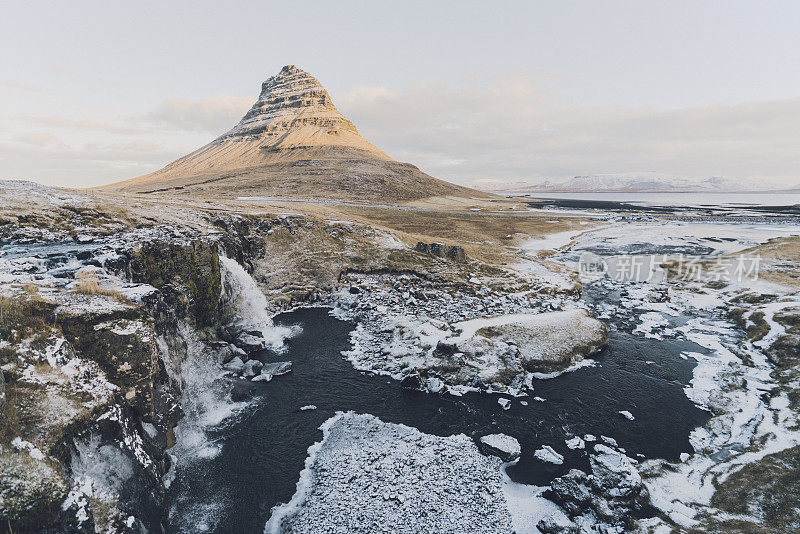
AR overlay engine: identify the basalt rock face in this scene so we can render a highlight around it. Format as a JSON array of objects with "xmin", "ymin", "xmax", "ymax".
[{"xmin": 103, "ymin": 65, "xmax": 487, "ymax": 202}]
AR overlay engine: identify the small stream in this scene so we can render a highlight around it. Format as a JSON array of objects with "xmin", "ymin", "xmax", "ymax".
[{"xmin": 167, "ymin": 302, "xmax": 709, "ymax": 533}]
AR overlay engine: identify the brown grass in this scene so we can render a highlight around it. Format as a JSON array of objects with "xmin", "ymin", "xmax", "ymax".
[
  {"xmin": 73, "ymin": 271, "xmax": 124, "ymax": 299},
  {"xmin": 0, "ymin": 295, "xmax": 55, "ymax": 344},
  {"xmin": 0, "ymin": 384, "xmax": 22, "ymax": 445},
  {"xmin": 330, "ymin": 205, "xmax": 593, "ymax": 264}
]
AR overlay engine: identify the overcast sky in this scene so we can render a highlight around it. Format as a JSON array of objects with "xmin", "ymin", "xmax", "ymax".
[{"xmin": 2, "ymin": 1, "xmax": 799, "ymax": 188}]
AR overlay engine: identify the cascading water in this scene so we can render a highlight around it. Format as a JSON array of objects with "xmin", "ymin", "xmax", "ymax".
[
  {"xmin": 167, "ymin": 256, "xmax": 300, "ymax": 532},
  {"xmin": 219, "ymin": 255, "xmax": 301, "ymax": 351},
  {"xmin": 167, "ymin": 323, "xmax": 239, "ymax": 461}
]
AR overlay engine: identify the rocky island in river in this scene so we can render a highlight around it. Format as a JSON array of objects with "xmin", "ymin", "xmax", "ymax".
[{"xmin": 2, "ymin": 65, "xmax": 799, "ymax": 534}]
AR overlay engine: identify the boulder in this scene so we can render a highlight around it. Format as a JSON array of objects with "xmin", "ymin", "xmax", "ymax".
[
  {"xmin": 243, "ymin": 359, "xmax": 264, "ymax": 378},
  {"xmin": 473, "ymin": 309, "xmax": 608, "ymax": 373},
  {"xmin": 223, "ymin": 356, "xmax": 245, "ymax": 374},
  {"xmin": 215, "ymin": 345, "xmax": 234, "ymax": 364},
  {"xmin": 545, "ymin": 445, "xmax": 650, "ymax": 527},
  {"xmin": 234, "ymin": 333, "xmax": 266, "ymax": 352},
  {"xmin": 259, "ymin": 361, "xmax": 292, "ymax": 380},
  {"xmin": 547, "ymin": 469, "xmax": 593, "ymax": 516},
  {"xmin": 537, "ymin": 512, "xmax": 581, "ymax": 534},
  {"xmin": 590, "ymin": 444, "xmax": 643, "ymax": 498},
  {"xmin": 478, "ymin": 434, "xmax": 521, "ymax": 462},
  {"xmin": 230, "ymin": 344, "xmax": 248, "ymax": 359}
]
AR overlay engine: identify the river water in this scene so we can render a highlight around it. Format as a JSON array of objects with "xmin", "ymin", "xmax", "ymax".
[{"xmin": 167, "ymin": 298, "xmax": 709, "ymax": 533}]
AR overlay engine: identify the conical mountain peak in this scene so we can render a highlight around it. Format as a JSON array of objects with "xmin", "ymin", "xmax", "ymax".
[
  {"xmin": 102, "ymin": 66, "xmax": 485, "ymax": 202},
  {"xmin": 220, "ymin": 65, "xmax": 361, "ymax": 143}
]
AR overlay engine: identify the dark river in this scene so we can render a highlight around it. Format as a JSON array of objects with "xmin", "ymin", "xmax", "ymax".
[{"xmin": 167, "ymin": 304, "xmax": 710, "ymax": 533}]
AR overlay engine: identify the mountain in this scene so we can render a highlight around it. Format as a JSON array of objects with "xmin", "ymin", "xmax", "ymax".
[
  {"xmin": 103, "ymin": 65, "xmax": 485, "ymax": 202},
  {"xmin": 488, "ymin": 173, "xmax": 755, "ymax": 193}
]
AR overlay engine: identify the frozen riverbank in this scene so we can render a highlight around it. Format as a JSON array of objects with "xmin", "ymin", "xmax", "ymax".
[{"xmin": 265, "ymin": 412, "xmax": 513, "ymax": 534}]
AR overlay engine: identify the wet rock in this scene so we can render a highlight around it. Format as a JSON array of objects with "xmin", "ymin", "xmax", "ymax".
[
  {"xmin": 259, "ymin": 361, "xmax": 292, "ymax": 380},
  {"xmin": 243, "ymin": 359, "xmax": 264, "ymax": 378},
  {"xmin": 215, "ymin": 345, "xmax": 234, "ymax": 364},
  {"xmin": 223, "ymin": 356, "xmax": 246, "ymax": 374},
  {"xmin": 399, "ymin": 372, "xmax": 423, "ymax": 390},
  {"xmin": 230, "ymin": 382, "xmax": 256, "ymax": 402},
  {"xmin": 230, "ymin": 344, "xmax": 248, "ymax": 360},
  {"xmin": 234, "ymin": 333, "xmax": 266, "ymax": 352}
]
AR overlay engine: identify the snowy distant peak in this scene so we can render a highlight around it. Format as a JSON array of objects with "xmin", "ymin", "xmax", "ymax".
[
  {"xmin": 221, "ymin": 64, "xmax": 360, "ymax": 141},
  {"xmin": 566, "ymin": 174, "xmax": 746, "ymax": 192},
  {"xmin": 494, "ymin": 173, "xmax": 753, "ymax": 193}
]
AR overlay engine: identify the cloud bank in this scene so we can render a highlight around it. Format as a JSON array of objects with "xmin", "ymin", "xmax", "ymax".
[
  {"xmin": 336, "ymin": 73, "xmax": 800, "ymax": 188},
  {"xmin": 1, "ymin": 74, "xmax": 798, "ymax": 188}
]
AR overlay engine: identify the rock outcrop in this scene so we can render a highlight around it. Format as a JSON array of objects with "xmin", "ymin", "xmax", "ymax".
[
  {"xmin": 471, "ymin": 309, "xmax": 608, "ymax": 373},
  {"xmin": 0, "ymin": 229, "xmax": 229, "ymax": 532},
  {"xmin": 415, "ymin": 242, "xmax": 467, "ymax": 263},
  {"xmin": 540, "ymin": 445, "xmax": 650, "ymax": 531},
  {"xmin": 102, "ymin": 65, "xmax": 487, "ymax": 202}
]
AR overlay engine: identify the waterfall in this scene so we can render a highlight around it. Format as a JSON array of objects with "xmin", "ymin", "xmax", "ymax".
[
  {"xmin": 166, "ymin": 256, "xmax": 302, "ymax": 532},
  {"xmin": 219, "ymin": 255, "xmax": 300, "ymax": 351},
  {"xmin": 169, "ymin": 323, "xmax": 239, "ymax": 460}
]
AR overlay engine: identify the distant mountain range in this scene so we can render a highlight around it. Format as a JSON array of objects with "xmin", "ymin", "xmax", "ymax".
[{"xmin": 485, "ymin": 173, "xmax": 796, "ymax": 193}]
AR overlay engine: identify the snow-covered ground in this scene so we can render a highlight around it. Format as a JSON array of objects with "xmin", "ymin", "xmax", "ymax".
[
  {"xmin": 542, "ymin": 220, "xmax": 800, "ymax": 530},
  {"xmin": 265, "ymin": 412, "xmax": 514, "ymax": 534}
]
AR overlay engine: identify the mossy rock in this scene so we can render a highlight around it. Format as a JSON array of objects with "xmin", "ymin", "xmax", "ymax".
[{"xmin": 129, "ymin": 241, "xmax": 221, "ymax": 327}]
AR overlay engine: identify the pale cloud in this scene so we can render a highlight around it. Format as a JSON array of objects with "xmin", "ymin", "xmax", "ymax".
[
  {"xmin": 14, "ymin": 115, "xmax": 142, "ymax": 135},
  {"xmin": 149, "ymin": 95, "xmax": 253, "ymax": 133},
  {"xmin": 0, "ymin": 80, "xmax": 38, "ymax": 91},
  {"xmin": 334, "ymin": 73, "xmax": 800, "ymax": 188},
  {"xmin": 12, "ymin": 132, "xmax": 65, "ymax": 147},
  {"xmin": 0, "ymin": 136, "xmax": 182, "ymax": 187},
  {"xmin": 0, "ymin": 94, "xmax": 255, "ymax": 187}
]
